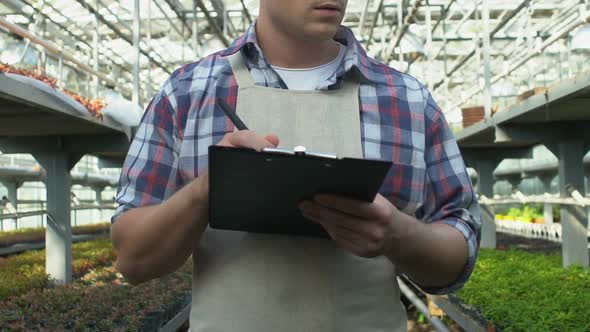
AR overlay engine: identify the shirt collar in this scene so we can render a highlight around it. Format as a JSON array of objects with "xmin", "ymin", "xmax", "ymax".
[{"xmin": 220, "ymin": 21, "xmax": 387, "ymax": 86}]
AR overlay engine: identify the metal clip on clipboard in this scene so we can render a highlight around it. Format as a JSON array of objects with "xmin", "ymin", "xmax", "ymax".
[{"xmin": 262, "ymin": 145, "xmax": 338, "ymax": 159}]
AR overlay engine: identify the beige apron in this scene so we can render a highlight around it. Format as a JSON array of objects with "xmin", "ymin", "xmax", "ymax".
[{"xmin": 189, "ymin": 51, "xmax": 407, "ymax": 332}]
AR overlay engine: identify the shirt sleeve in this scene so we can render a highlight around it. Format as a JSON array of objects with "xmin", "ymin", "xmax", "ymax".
[
  {"xmin": 413, "ymin": 89, "xmax": 482, "ymax": 294},
  {"xmin": 111, "ymin": 78, "xmax": 183, "ymax": 223}
]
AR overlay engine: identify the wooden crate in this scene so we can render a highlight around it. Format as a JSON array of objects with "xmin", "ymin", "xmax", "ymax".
[
  {"xmin": 516, "ymin": 87, "xmax": 548, "ymax": 103},
  {"xmin": 462, "ymin": 106, "xmax": 485, "ymax": 128}
]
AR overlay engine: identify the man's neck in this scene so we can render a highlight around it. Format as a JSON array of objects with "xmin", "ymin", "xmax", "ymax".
[{"xmin": 255, "ymin": 20, "xmax": 341, "ymax": 69}]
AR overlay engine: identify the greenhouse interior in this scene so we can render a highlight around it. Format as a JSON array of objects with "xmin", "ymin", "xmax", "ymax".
[{"xmin": 0, "ymin": 0, "xmax": 589, "ymax": 331}]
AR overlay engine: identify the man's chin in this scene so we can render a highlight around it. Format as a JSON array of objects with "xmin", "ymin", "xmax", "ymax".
[{"xmin": 302, "ymin": 23, "xmax": 341, "ymax": 41}]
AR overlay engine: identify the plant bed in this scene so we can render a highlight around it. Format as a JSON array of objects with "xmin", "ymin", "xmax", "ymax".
[
  {"xmin": 496, "ymin": 232, "xmax": 561, "ymax": 254},
  {"xmin": 457, "ymin": 248, "xmax": 590, "ymax": 331},
  {"xmin": 0, "ymin": 223, "xmax": 110, "ymax": 248},
  {"xmin": 0, "ymin": 267, "xmax": 192, "ymax": 331},
  {"xmin": 0, "ymin": 238, "xmax": 115, "ymax": 300},
  {"xmin": 0, "ymin": 262, "xmax": 192, "ymax": 331},
  {"xmin": 497, "ymin": 204, "xmax": 561, "ymax": 224},
  {"xmin": 0, "ymin": 62, "xmax": 105, "ymax": 117},
  {"xmin": 0, "ymin": 238, "xmax": 193, "ymax": 331}
]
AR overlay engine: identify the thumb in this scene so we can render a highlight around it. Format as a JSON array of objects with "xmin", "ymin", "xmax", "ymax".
[{"xmin": 264, "ymin": 133, "xmax": 280, "ymax": 147}]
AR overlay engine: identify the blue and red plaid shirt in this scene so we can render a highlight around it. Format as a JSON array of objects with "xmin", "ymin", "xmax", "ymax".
[{"xmin": 113, "ymin": 23, "xmax": 481, "ymax": 294}]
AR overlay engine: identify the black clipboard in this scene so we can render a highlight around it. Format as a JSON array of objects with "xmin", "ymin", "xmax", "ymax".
[{"xmin": 208, "ymin": 145, "xmax": 392, "ymax": 237}]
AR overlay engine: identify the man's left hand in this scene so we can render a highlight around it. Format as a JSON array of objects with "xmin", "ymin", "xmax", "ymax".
[{"xmin": 299, "ymin": 194, "xmax": 409, "ymax": 258}]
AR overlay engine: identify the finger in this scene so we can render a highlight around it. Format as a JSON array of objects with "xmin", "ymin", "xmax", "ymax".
[
  {"xmin": 300, "ymin": 202, "xmax": 382, "ymax": 242},
  {"xmin": 322, "ymin": 223, "xmax": 378, "ymax": 258},
  {"xmin": 322, "ymin": 222, "xmax": 365, "ymax": 244},
  {"xmin": 264, "ymin": 133, "xmax": 280, "ymax": 147},
  {"xmin": 229, "ymin": 131, "xmax": 276, "ymax": 151},
  {"xmin": 314, "ymin": 194, "xmax": 390, "ymax": 221},
  {"xmin": 320, "ymin": 223, "xmax": 366, "ymax": 254}
]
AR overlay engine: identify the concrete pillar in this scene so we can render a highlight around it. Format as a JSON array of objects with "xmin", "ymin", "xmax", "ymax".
[
  {"xmin": 93, "ymin": 186, "xmax": 104, "ymax": 222},
  {"xmin": 1, "ymin": 181, "xmax": 20, "ymax": 229},
  {"xmin": 93, "ymin": 186, "xmax": 103, "ymax": 204},
  {"xmin": 540, "ymin": 174, "xmax": 554, "ymax": 224},
  {"xmin": 34, "ymin": 152, "xmax": 82, "ymax": 285},
  {"xmin": 475, "ymin": 160, "xmax": 497, "ymax": 249},
  {"xmin": 507, "ymin": 176, "xmax": 522, "ymax": 194},
  {"xmin": 557, "ymin": 141, "xmax": 588, "ymax": 268},
  {"xmin": 544, "ymin": 204, "xmax": 554, "ymax": 225},
  {"xmin": 540, "ymin": 174, "xmax": 554, "ymax": 194},
  {"xmin": 2, "ymin": 181, "xmax": 19, "ymax": 209}
]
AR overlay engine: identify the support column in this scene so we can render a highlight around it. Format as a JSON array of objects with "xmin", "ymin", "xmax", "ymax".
[
  {"xmin": 93, "ymin": 186, "xmax": 105, "ymax": 222},
  {"xmin": 93, "ymin": 186, "xmax": 103, "ymax": 205},
  {"xmin": 34, "ymin": 152, "xmax": 82, "ymax": 285},
  {"xmin": 2, "ymin": 181, "xmax": 19, "ymax": 210},
  {"xmin": 475, "ymin": 160, "xmax": 497, "ymax": 249},
  {"xmin": 1, "ymin": 181, "xmax": 20, "ymax": 229},
  {"xmin": 540, "ymin": 174, "xmax": 554, "ymax": 194},
  {"xmin": 540, "ymin": 174, "xmax": 554, "ymax": 224},
  {"xmin": 507, "ymin": 176, "xmax": 522, "ymax": 193},
  {"xmin": 557, "ymin": 141, "xmax": 588, "ymax": 268},
  {"xmin": 543, "ymin": 204, "xmax": 554, "ymax": 225}
]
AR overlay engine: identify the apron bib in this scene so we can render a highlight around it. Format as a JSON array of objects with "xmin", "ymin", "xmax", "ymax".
[{"xmin": 189, "ymin": 51, "xmax": 407, "ymax": 332}]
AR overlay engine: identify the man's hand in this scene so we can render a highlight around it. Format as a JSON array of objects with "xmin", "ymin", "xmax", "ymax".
[
  {"xmin": 217, "ymin": 130, "xmax": 279, "ymax": 150},
  {"xmin": 299, "ymin": 193, "xmax": 470, "ymax": 289},
  {"xmin": 299, "ymin": 194, "xmax": 409, "ymax": 258}
]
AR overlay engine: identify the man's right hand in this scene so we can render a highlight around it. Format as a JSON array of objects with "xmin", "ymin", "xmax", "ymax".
[
  {"xmin": 111, "ymin": 130, "xmax": 280, "ymax": 285},
  {"xmin": 217, "ymin": 130, "xmax": 280, "ymax": 150}
]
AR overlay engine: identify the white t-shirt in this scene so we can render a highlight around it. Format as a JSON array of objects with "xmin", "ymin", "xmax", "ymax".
[{"xmin": 271, "ymin": 43, "xmax": 345, "ymax": 91}]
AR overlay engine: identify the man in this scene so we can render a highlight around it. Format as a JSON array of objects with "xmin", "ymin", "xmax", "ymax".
[{"xmin": 111, "ymin": 0, "xmax": 481, "ymax": 331}]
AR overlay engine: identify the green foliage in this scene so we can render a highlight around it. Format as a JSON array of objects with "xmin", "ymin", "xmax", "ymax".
[
  {"xmin": 0, "ymin": 222, "xmax": 110, "ymax": 247},
  {"xmin": 0, "ymin": 238, "xmax": 192, "ymax": 331},
  {"xmin": 553, "ymin": 205, "xmax": 561, "ymax": 221},
  {"xmin": 459, "ymin": 248, "xmax": 590, "ymax": 331},
  {"xmin": 502, "ymin": 204, "xmax": 544, "ymax": 221},
  {"xmin": 0, "ymin": 261, "xmax": 192, "ymax": 331},
  {"xmin": 417, "ymin": 312, "xmax": 426, "ymax": 324},
  {"xmin": 0, "ymin": 238, "xmax": 115, "ymax": 300},
  {"xmin": 506, "ymin": 207, "xmax": 521, "ymax": 218}
]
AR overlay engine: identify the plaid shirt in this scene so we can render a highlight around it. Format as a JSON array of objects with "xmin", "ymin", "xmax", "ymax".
[{"xmin": 113, "ymin": 23, "xmax": 481, "ymax": 294}]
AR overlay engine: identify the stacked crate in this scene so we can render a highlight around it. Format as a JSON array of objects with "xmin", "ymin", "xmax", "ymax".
[{"xmin": 462, "ymin": 106, "xmax": 485, "ymax": 128}]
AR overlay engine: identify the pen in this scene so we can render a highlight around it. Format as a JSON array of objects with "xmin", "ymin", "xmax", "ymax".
[
  {"xmin": 216, "ymin": 98, "xmax": 249, "ymax": 130},
  {"xmin": 215, "ymin": 98, "xmax": 333, "ymax": 158}
]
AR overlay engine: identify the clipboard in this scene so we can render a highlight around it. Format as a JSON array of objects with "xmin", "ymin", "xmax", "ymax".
[{"xmin": 208, "ymin": 145, "xmax": 392, "ymax": 237}]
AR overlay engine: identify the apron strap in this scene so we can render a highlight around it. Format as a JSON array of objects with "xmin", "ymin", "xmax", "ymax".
[{"xmin": 228, "ymin": 51, "xmax": 256, "ymax": 88}]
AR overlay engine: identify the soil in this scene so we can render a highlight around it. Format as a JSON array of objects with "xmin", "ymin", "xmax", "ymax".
[{"xmin": 496, "ymin": 232, "xmax": 561, "ymax": 253}]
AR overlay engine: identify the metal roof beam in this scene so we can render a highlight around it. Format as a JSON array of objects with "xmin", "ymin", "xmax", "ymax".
[
  {"xmin": 365, "ymin": 0, "xmax": 384, "ymax": 48},
  {"xmin": 162, "ymin": 0, "xmax": 193, "ymax": 36},
  {"xmin": 195, "ymin": 0, "xmax": 229, "ymax": 46},
  {"xmin": 239, "ymin": 0, "xmax": 253, "ymax": 24},
  {"xmin": 385, "ymin": 0, "xmax": 424, "ymax": 62},
  {"xmin": 432, "ymin": 0, "xmax": 530, "ymax": 90},
  {"xmin": 72, "ymin": 0, "xmax": 172, "ymax": 74},
  {"xmin": 15, "ymin": 0, "xmax": 133, "ymax": 80}
]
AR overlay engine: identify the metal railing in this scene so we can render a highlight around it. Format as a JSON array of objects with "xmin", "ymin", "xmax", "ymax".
[
  {"xmin": 477, "ymin": 185, "xmax": 590, "ymax": 267},
  {"xmin": 0, "ymin": 203, "xmax": 116, "ymax": 231}
]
